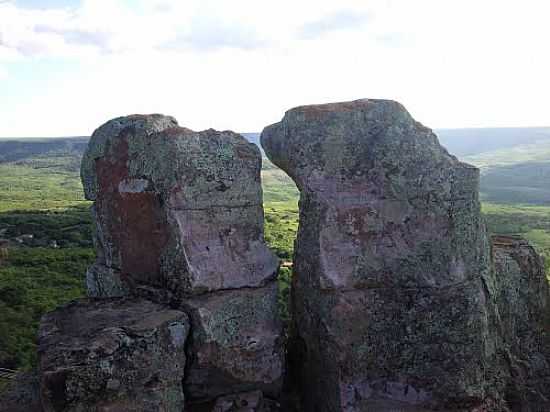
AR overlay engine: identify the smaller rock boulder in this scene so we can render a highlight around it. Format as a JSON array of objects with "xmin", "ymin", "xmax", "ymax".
[
  {"xmin": 492, "ymin": 235, "xmax": 550, "ymax": 409},
  {"xmin": 181, "ymin": 283, "xmax": 284, "ymax": 404},
  {"xmin": 38, "ymin": 298, "xmax": 190, "ymax": 412}
]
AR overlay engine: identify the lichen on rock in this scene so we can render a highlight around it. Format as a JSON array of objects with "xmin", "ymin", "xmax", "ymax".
[
  {"xmin": 81, "ymin": 115, "xmax": 278, "ymax": 297},
  {"xmin": 37, "ymin": 114, "xmax": 285, "ymax": 412},
  {"xmin": 38, "ymin": 298, "xmax": 190, "ymax": 412},
  {"xmin": 261, "ymin": 99, "xmax": 549, "ymax": 411}
]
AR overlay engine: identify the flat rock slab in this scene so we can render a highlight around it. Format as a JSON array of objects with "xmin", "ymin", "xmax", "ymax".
[{"xmin": 38, "ymin": 298, "xmax": 189, "ymax": 412}]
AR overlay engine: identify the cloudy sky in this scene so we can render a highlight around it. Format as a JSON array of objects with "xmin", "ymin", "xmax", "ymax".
[{"xmin": 1, "ymin": 0, "xmax": 549, "ymax": 137}]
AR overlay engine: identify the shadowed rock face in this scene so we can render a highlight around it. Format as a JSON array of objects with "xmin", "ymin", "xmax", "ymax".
[
  {"xmin": 492, "ymin": 235, "xmax": 550, "ymax": 409},
  {"xmin": 81, "ymin": 115, "xmax": 278, "ymax": 296},
  {"xmin": 38, "ymin": 298, "xmax": 189, "ymax": 412},
  {"xmin": 262, "ymin": 99, "xmax": 498, "ymax": 411},
  {"xmin": 0, "ymin": 372, "xmax": 42, "ymax": 412}
]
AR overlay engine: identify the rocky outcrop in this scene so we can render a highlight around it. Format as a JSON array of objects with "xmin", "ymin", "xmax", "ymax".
[
  {"xmin": 18, "ymin": 103, "xmax": 550, "ymax": 412},
  {"xmin": 38, "ymin": 298, "xmax": 189, "ymax": 412},
  {"xmin": 32, "ymin": 115, "xmax": 283, "ymax": 411},
  {"xmin": 262, "ymin": 99, "xmax": 500, "ymax": 411},
  {"xmin": 492, "ymin": 235, "xmax": 550, "ymax": 409},
  {"xmin": 80, "ymin": 115, "xmax": 283, "ymax": 407},
  {"xmin": 81, "ymin": 115, "xmax": 277, "ymax": 297}
]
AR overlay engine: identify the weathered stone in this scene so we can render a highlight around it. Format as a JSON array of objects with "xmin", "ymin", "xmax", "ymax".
[
  {"xmin": 0, "ymin": 371, "xmax": 42, "ymax": 412},
  {"xmin": 181, "ymin": 283, "xmax": 283, "ymax": 403},
  {"xmin": 38, "ymin": 298, "xmax": 189, "ymax": 412},
  {"xmin": 492, "ymin": 235, "xmax": 550, "ymax": 409},
  {"xmin": 77, "ymin": 114, "xmax": 283, "ymax": 409},
  {"xmin": 86, "ymin": 263, "xmax": 128, "ymax": 298},
  {"xmin": 81, "ymin": 115, "xmax": 278, "ymax": 296},
  {"xmin": 262, "ymin": 99, "xmax": 497, "ymax": 411}
]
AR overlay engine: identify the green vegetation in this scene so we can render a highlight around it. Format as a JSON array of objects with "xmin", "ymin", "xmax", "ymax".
[
  {"xmin": 463, "ymin": 140, "xmax": 550, "ymax": 168},
  {"xmin": 261, "ymin": 158, "xmax": 299, "ymax": 326},
  {"xmin": 0, "ymin": 206, "xmax": 93, "ymax": 248},
  {"xmin": 0, "ymin": 156, "xmax": 93, "ymax": 371},
  {"xmin": 483, "ymin": 203, "xmax": 550, "ymax": 272},
  {"xmin": 0, "ymin": 247, "xmax": 93, "ymax": 369},
  {"xmin": 264, "ymin": 200, "xmax": 298, "ymax": 260},
  {"xmin": 0, "ymin": 163, "xmax": 87, "ymax": 212},
  {"xmin": 261, "ymin": 158, "xmax": 299, "ymax": 204}
]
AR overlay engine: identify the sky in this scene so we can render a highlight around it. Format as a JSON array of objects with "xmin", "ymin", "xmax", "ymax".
[{"xmin": 1, "ymin": 0, "xmax": 549, "ymax": 137}]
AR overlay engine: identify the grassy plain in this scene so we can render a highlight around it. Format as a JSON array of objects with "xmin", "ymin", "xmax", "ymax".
[{"xmin": 464, "ymin": 141, "xmax": 550, "ymax": 204}]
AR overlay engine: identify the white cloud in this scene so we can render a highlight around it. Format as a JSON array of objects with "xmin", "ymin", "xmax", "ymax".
[
  {"xmin": 299, "ymin": 10, "xmax": 371, "ymax": 39},
  {"xmin": 1, "ymin": 0, "xmax": 550, "ymax": 136}
]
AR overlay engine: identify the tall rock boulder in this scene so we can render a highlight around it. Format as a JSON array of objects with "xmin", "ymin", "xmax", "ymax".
[
  {"xmin": 262, "ymin": 99, "xmax": 498, "ymax": 411},
  {"xmin": 492, "ymin": 235, "xmax": 550, "ymax": 409},
  {"xmin": 76, "ymin": 115, "xmax": 283, "ymax": 410},
  {"xmin": 81, "ymin": 115, "xmax": 277, "ymax": 297}
]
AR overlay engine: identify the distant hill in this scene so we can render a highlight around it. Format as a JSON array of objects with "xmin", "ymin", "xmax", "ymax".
[
  {"xmin": 0, "ymin": 137, "xmax": 89, "ymax": 172},
  {"xmin": 436, "ymin": 127, "xmax": 550, "ymax": 157},
  {"xmin": 462, "ymin": 140, "xmax": 550, "ymax": 204},
  {"xmin": 2, "ymin": 127, "xmax": 550, "ymax": 204}
]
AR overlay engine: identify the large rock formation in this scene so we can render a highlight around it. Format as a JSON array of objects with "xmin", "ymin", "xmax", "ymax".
[
  {"xmin": 6, "ymin": 103, "xmax": 548, "ymax": 412},
  {"xmin": 34, "ymin": 115, "xmax": 283, "ymax": 411},
  {"xmin": 81, "ymin": 115, "xmax": 277, "ymax": 297},
  {"xmin": 261, "ymin": 99, "xmax": 544, "ymax": 411}
]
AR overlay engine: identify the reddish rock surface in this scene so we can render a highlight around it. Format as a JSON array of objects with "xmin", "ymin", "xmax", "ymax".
[
  {"xmin": 74, "ymin": 114, "xmax": 283, "ymax": 411},
  {"xmin": 81, "ymin": 116, "xmax": 278, "ymax": 296}
]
